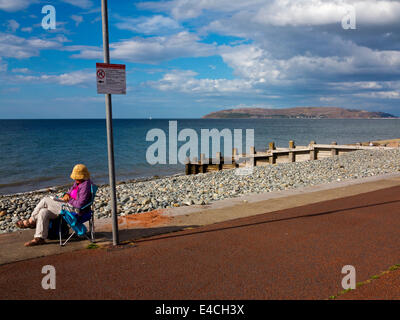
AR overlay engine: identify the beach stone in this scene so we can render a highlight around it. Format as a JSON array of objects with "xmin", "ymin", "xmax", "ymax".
[
  {"xmin": 183, "ymin": 199, "xmax": 194, "ymax": 206},
  {"xmin": 121, "ymin": 196, "xmax": 129, "ymax": 204},
  {"xmin": 1, "ymin": 148, "xmax": 400, "ymax": 234}
]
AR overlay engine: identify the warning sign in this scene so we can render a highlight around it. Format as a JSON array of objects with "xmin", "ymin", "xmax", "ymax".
[{"xmin": 96, "ymin": 63, "xmax": 126, "ymax": 94}]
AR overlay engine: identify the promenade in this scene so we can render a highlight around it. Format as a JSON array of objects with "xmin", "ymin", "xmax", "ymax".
[{"xmin": 0, "ymin": 174, "xmax": 400, "ymax": 299}]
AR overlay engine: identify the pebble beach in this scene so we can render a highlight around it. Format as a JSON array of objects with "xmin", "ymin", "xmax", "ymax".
[{"xmin": 1, "ymin": 148, "xmax": 400, "ymax": 234}]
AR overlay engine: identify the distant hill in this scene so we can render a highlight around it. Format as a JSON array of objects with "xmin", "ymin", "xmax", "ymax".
[{"xmin": 202, "ymin": 107, "xmax": 397, "ymax": 119}]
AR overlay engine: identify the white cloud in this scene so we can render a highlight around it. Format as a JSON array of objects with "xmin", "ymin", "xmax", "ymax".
[
  {"xmin": 6, "ymin": 19, "xmax": 19, "ymax": 32},
  {"xmin": 0, "ymin": 0, "xmax": 34, "ymax": 12},
  {"xmin": 218, "ymin": 43, "xmax": 400, "ymax": 85},
  {"xmin": 319, "ymin": 97, "xmax": 335, "ymax": 102},
  {"xmin": 144, "ymin": 39, "xmax": 400, "ymax": 96},
  {"xmin": 354, "ymin": 91, "xmax": 400, "ymax": 99},
  {"xmin": 48, "ymin": 70, "xmax": 94, "ymax": 86},
  {"xmin": 0, "ymin": 32, "xmax": 65, "ymax": 59},
  {"xmin": 219, "ymin": 45, "xmax": 282, "ymax": 83},
  {"xmin": 61, "ymin": 0, "xmax": 93, "ymax": 9},
  {"xmin": 351, "ymin": 0, "xmax": 400, "ymax": 25},
  {"xmin": 21, "ymin": 27, "xmax": 33, "ymax": 33},
  {"xmin": 14, "ymin": 70, "xmax": 94, "ymax": 86},
  {"xmin": 54, "ymin": 96, "xmax": 103, "ymax": 103},
  {"xmin": 148, "ymin": 69, "xmax": 257, "ymax": 94},
  {"xmin": 330, "ymin": 81, "xmax": 384, "ymax": 90},
  {"xmin": 91, "ymin": 16, "xmax": 102, "ymax": 24},
  {"xmin": 0, "ymin": 57, "xmax": 7, "ymax": 72},
  {"xmin": 253, "ymin": 0, "xmax": 400, "ymax": 27},
  {"xmin": 71, "ymin": 31, "xmax": 216, "ymax": 63},
  {"xmin": 116, "ymin": 15, "xmax": 181, "ymax": 34},
  {"xmin": 138, "ymin": 0, "xmax": 265, "ymax": 20},
  {"xmin": 254, "ymin": 0, "xmax": 353, "ymax": 26},
  {"xmin": 11, "ymin": 68, "xmax": 30, "ymax": 73},
  {"xmin": 71, "ymin": 15, "xmax": 84, "ymax": 27},
  {"xmin": 140, "ymin": 0, "xmax": 400, "ymax": 26}
]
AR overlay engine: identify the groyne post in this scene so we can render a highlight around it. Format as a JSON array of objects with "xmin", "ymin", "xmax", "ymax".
[
  {"xmin": 269, "ymin": 142, "xmax": 276, "ymax": 164},
  {"xmin": 200, "ymin": 153, "xmax": 206, "ymax": 173},
  {"xmin": 289, "ymin": 140, "xmax": 295, "ymax": 162},
  {"xmin": 192, "ymin": 157, "xmax": 199, "ymax": 174},
  {"xmin": 185, "ymin": 157, "xmax": 191, "ymax": 175},
  {"xmin": 331, "ymin": 141, "xmax": 338, "ymax": 156},
  {"xmin": 309, "ymin": 141, "xmax": 317, "ymax": 160},
  {"xmin": 269, "ymin": 142, "xmax": 276, "ymax": 151},
  {"xmin": 249, "ymin": 146, "xmax": 256, "ymax": 166},
  {"xmin": 232, "ymin": 148, "xmax": 238, "ymax": 168},
  {"xmin": 216, "ymin": 152, "xmax": 222, "ymax": 170}
]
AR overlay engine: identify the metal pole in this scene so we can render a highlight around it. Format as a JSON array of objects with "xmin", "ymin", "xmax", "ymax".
[{"xmin": 101, "ymin": 0, "xmax": 119, "ymax": 245}]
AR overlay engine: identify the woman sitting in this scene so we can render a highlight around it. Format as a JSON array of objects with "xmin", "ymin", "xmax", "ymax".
[{"xmin": 16, "ymin": 164, "xmax": 93, "ymax": 247}]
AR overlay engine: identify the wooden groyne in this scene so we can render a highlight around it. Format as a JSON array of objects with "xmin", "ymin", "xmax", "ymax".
[{"xmin": 185, "ymin": 140, "xmax": 397, "ymax": 175}]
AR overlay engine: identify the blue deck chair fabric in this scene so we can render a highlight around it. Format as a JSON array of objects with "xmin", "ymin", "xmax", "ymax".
[
  {"xmin": 59, "ymin": 184, "xmax": 98, "ymax": 245},
  {"xmin": 60, "ymin": 210, "xmax": 88, "ymax": 236}
]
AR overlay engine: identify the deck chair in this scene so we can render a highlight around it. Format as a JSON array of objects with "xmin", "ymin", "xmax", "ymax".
[{"xmin": 59, "ymin": 184, "xmax": 98, "ymax": 246}]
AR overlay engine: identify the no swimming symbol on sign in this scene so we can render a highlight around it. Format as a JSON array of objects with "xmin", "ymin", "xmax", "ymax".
[{"xmin": 96, "ymin": 63, "xmax": 126, "ymax": 95}]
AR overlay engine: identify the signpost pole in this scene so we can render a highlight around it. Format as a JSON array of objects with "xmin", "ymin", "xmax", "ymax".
[{"xmin": 101, "ymin": 0, "xmax": 119, "ymax": 245}]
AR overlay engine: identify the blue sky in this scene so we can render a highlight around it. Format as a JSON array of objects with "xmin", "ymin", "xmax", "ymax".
[{"xmin": 0, "ymin": 0, "xmax": 399, "ymax": 118}]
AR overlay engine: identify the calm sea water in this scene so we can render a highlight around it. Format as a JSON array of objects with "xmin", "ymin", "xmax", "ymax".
[{"xmin": 0, "ymin": 118, "xmax": 399, "ymax": 195}]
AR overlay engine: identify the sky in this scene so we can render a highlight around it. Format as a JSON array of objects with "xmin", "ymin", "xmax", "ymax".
[{"xmin": 0, "ymin": 0, "xmax": 399, "ymax": 118}]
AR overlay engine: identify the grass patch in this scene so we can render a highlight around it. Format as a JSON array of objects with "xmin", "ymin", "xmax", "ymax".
[
  {"xmin": 389, "ymin": 264, "xmax": 400, "ymax": 271},
  {"xmin": 328, "ymin": 262, "xmax": 400, "ymax": 299},
  {"xmin": 86, "ymin": 243, "xmax": 99, "ymax": 249},
  {"xmin": 339, "ymin": 288, "xmax": 353, "ymax": 295}
]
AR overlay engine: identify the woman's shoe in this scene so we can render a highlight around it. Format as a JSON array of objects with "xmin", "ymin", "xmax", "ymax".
[
  {"xmin": 24, "ymin": 237, "xmax": 45, "ymax": 247},
  {"xmin": 16, "ymin": 220, "xmax": 34, "ymax": 229},
  {"xmin": 15, "ymin": 220, "xmax": 26, "ymax": 228},
  {"xmin": 16, "ymin": 219, "xmax": 36, "ymax": 229}
]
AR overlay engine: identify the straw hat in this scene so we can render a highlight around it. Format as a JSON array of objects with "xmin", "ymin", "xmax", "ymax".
[{"xmin": 70, "ymin": 164, "xmax": 90, "ymax": 180}]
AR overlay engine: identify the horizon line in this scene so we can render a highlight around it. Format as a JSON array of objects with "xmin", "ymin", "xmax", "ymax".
[{"xmin": 0, "ymin": 117, "xmax": 399, "ymax": 120}]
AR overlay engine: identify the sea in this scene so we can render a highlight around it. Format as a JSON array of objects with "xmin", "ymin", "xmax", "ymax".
[{"xmin": 0, "ymin": 118, "xmax": 399, "ymax": 195}]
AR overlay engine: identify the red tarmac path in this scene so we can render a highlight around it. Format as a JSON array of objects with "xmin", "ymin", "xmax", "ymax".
[{"xmin": 1, "ymin": 186, "xmax": 400, "ymax": 299}]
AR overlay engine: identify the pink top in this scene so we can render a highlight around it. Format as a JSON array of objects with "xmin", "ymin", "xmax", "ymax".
[{"xmin": 70, "ymin": 185, "xmax": 79, "ymax": 200}]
